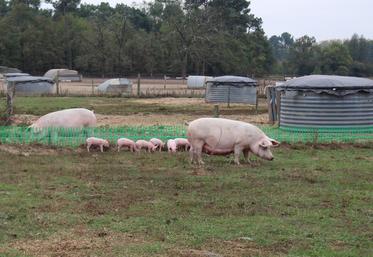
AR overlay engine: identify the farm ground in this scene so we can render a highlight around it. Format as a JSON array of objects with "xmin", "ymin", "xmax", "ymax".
[
  {"xmin": 1, "ymin": 96, "xmax": 268, "ymax": 126},
  {"xmin": 0, "ymin": 144, "xmax": 372, "ymax": 257},
  {"xmin": 0, "ymin": 96, "xmax": 372, "ymax": 256}
]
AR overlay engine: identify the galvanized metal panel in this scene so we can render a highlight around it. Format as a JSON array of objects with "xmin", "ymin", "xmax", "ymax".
[
  {"xmin": 280, "ymin": 91, "xmax": 373, "ymax": 128},
  {"xmin": 205, "ymin": 84, "xmax": 257, "ymax": 104}
]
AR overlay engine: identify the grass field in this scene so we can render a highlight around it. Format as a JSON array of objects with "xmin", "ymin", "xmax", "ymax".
[
  {"xmin": 0, "ymin": 96, "xmax": 265, "ymax": 117},
  {"xmin": 0, "ymin": 145, "xmax": 372, "ymax": 257}
]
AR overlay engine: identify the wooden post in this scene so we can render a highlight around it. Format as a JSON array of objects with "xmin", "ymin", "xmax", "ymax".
[
  {"xmin": 91, "ymin": 79, "xmax": 94, "ymax": 95},
  {"xmin": 56, "ymin": 70, "xmax": 60, "ymax": 95},
  {"xmin": 275, "ymin": 89, "xmax": 281, "ymax": 126},
  {"xmin": 255, "ymin": 88, "xmax": 259, "ymax": 115},
  {"xmin": 5, "ymin": 81, "xmax": 15, "ymax": 125},
  {"xmin": 164, "ymin": 75, "xmax": 167, "ymax": 89},
  {"xmin": 137, "ymin": 73, "xmax": 141, "ymax": 96},
  {"xmin": 213, "ymin": 105, "xmax": 220, "ymax": 117},
  {"xmin": 266, "ymin": 86, "xmax": 274, "ymax": 124}
]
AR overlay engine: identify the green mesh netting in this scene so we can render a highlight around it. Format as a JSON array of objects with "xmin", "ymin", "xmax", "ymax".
[{"xmin": 0, "ymin": 125, "xmax": 373, "ymax": 147}]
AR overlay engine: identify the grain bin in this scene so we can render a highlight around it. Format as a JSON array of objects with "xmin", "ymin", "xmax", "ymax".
[
  {"xmin": 277, "ymin": 75, "xmax": 373, "ymax": 130},
  {"xmin": 187, "ymin": 75, "xmax": 213, "ymax": 88},
  {"xmin": 6, "ymin": 76, "xmax": 55, "ymax": 95},
  {"xmin": 205, "ymin": 76, "xmax": 257, "ymax": 104}
]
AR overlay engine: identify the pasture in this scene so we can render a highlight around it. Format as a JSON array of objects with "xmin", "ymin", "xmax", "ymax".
[{"xmin": 0, "ymin": 95, "xmax": 372, "ymax": 257}]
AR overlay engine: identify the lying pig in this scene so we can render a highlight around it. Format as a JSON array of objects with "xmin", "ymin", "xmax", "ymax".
[
  {"xmin": 86, "ymin": 137, "xmax": 109, "ymax": 152},
  {"xmin": 135, "ymin": 140, "xmax": 157, "ymax": 153},
  {"xmin": 174, "ymin": 138, "xmax": 190, "ymax": 151},
  {"xmin": 117, "ymin": 138, "xmax": 138, "ymax": 152},
  {"xmin": 187, "ymin": 118, "xmax": 279, "ymax": 165},
  {"xmin": 167, "ymin": 139, "xmax": 177, "ymax": 153},
  {"xmin": 29, "ymin": 108, "xmax": 97, "ymax": 131},
  {"xmin": 150, "ymin": 138, "xmax": 165, "ymax": 152}
]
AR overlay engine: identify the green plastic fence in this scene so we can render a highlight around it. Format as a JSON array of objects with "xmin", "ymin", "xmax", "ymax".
[{"xmin": 0, "ymin": 125, "xmax": 373, "ymax": 147}]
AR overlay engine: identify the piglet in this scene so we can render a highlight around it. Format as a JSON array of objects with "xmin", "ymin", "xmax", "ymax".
[
  {"xmin": 117, "ymin": 138, "xmax": 138, "ymax": 152},
  {"xmin": 175, "ymin": 138, "xmax": 190, "ymax": 151},
  {"xmin": 167, "ymin": 139, "xmax": 177, "ymax": 153},
  {"xmin": 86, "ymin": 137, "xmax": 109, "ymax": 152},
  {"xmin": 150, "ymin": 138, "xmax": 165, "ymax": 152},
  {"xmin": 135, "ymin": 140, "xmax": 157, "ymax": 153}
]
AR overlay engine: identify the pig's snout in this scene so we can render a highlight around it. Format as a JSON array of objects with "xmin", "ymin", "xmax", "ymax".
[{"xmin": 269, "ymin": 156, "xmax": 274, "ymax": 161}]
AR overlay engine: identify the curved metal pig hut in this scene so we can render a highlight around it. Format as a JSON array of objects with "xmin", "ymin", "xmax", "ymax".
[
  {"xmin": 6, "ymin": 76, "xmax": 55, "ymax": 96},
  {"xmin": 277, "ymin": 75, "xmax": 373, "ymax": 130},
  {"xmin": 205, "ymin": 76, "xmax": 257, "ymax": 106}
]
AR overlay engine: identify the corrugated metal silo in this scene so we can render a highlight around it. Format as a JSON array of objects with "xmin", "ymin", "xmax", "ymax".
[
  {"xmin": 205, "ymin": 76, "xmax": 257, "ymax": 104},
  {"xmin": 277, "ymin": 75, "xmax": 373, "ymax": 130}
]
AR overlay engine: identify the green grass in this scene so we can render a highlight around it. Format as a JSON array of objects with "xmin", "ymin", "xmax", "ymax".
[
  {"xmin": 0, "ymin": 96, "xmax": 265, "ymax": 117},
  {"xmin": 0, "ymin": 146, "xmax": 372, "ymax": 256}
]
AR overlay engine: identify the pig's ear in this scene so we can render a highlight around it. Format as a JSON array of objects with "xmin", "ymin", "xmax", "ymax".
[{"xmin": 269, "ymin": 138, "xmax": 280, "ymax": 147}]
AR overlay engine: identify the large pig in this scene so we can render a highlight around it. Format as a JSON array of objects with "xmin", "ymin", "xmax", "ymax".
[
  {"xmin": 135, "ymin": 140, "xmax": 157, "ymax": 153},
  {"xmin": 150, "ymin": 138, "xmax": 165, "ymax": 152},
  {"xmin": 174, "ymin": 138, "xmax": 190, "ymax": 151},
  {"xmin": 117, "ymin": 138, "xmax": 138, "ymax": 152},
  {"xmin": 86, "ymin": 137, "xmax": 109, "ymax": 152},
  {"xmin": 29, "ymin": 108, "xmax": 96, "ymax": 131},
  {"xmin": 187, "ymin": 118, "xmax": 279, "ymax": 165}
]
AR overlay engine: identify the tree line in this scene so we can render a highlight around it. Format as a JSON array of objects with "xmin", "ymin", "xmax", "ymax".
[
  {"xmin": 270, "ymin": 33, "xmax": 373, "ymax": 77},
  {"xmin": 0, "ymin": 0, "xmax": 372, "ymax": 78}
]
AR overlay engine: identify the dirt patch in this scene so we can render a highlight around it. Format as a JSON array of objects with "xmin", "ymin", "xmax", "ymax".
[
  {"xmin": 0, "ymin": 144, "xmax": 72, "ymax": 156},
  {"xmin": 175, "ymin": 238, "xmax": 286, "ymax": 257},
  {"xmin": 3, "ymin": 227, "xmax": 147, "ymax": 257}
]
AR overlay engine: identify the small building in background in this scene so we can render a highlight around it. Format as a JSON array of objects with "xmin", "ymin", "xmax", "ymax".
[
  {"xmin": 44, "ymin": 69, "xmax": 82, "ymax": 82},
  {"xmin": 97, "ymin": 78, "xmax": 132, "ymax": 95},
  {"xmin": 6, "ymin": 76, "xmax": 55, "ymax": 96},
  {"xmin": 205, "ymin": 76, "xmax": 257, "ymax": 104},
  {"xmin": 276, "ymin": 75, "xmax": 373, "ymax": 130},
  {"xmin": 187, "ymin": 75, "xmax": 213, "ymax": 89}
]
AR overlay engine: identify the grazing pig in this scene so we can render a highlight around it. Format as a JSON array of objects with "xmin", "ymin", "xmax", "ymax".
[
  {"xmin": 167, "ymin": 139, "xmax": 177, "ymax": 153},
  {"xmin": 150, "ymin": 138, "xmax": 165, "ymax": 152},
  {"xmin": 187, "ymin": 118, "xmax": 279, "ymax": 165},
  {"xmin": 174, "ymin": 138, "xmax": 190, "ymax": 151},
  {"xmin": 29, "ymin": 108, "xmax": 96, "ymax": 131},
  {"xmin": 117, "ymin": 138, "xmax": 138, "ymax": 152},
  {"xmin": 135, "ymin": 140, "xmax": 157, "ymax": 153},
  {"xmin": 86, "ymin": 137, "xmax": 109, "ymax": 152}
]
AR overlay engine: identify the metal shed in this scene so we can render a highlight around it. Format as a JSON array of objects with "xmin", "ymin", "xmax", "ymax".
[
  {"xmin": 97, "ymin": 78, "xmax": 132, "ymax": 95},
  {"xmin": 6, "ymin": 76, "xmax": 55, "ymax": 96},
  {"xmin": 277, "ymin": 75, "xmax": 373, "ymax": 130},
  {"xmin": 205, "ymin": 76, "xmax": 257, "ymax": 104},
  {"xmin": 44, "ymin": 69, "xmax": 82, "ymax": 82}
]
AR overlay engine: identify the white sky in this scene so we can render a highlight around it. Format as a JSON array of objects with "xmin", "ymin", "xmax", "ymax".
[{"xmin": 50, "ymin": 0, "xmax": 373, "ymax": 41}]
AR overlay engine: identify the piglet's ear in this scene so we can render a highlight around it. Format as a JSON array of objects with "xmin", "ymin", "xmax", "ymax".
[{"xmin": 269, "ymin": 138, "xmax": 280, "ymax": 147}]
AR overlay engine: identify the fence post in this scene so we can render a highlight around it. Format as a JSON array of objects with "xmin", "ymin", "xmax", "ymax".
[
  {"xmin": 275, "ymin": 89, "xmax": 281, "ymax": 126},
  {"xmin": 137, "ymin": 73, "xmax": 141, "ymax": 96},
  {"xmin": 56, "ymin": 70, "xmax": 60, "ymax": 96},
  {"xmin": 91, "ymin": 79, "xmax": 94, "ymax": 95},
  {"xmin": 213, "ymin": 105, "xmax": 220, "ymax": 117},
  {"xmin": 227, "ymin": 85, "xmax": 231, "ymax": 108},
  {"xmin": 164, "ymin": 75, "xmax": 167, "ymax": 89},
  {"xmin": 266, "ymin": 86, "xmax": 274, "ymax": 124},
  {"xmin": 5, "ymin": 81, "xmax": 15, "ymax": 125}
]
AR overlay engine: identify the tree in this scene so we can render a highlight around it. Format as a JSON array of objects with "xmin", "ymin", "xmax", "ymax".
[
  {"xmin": 288, "ymin": 35, "xmax": 318, "ymax": 76},
  {"xmin": 319, "ymin": 41, "xmax": 352, "ymax": 75}
]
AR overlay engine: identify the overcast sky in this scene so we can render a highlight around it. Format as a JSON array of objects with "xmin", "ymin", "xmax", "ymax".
[{"xmin": 79, "ymin": 0, "xmax": 373, "ymax": 41}]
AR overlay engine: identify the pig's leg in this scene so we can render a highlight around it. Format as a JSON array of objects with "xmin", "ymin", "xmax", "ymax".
[
  {"xmin": 100, "ymin": 144, "xmax": 104, "ymax": 153},
  {"xmin": 192, "ymin": 140, "xmax": 205, "ymax": 165},
  {"xmin": 117, "ymin": 145, "xmax": 121, "ymax": 152},
  {"xmin": 87, "ymin": 143, "xmax": 91, "ymax": 152},
  {"xmin": 234, "ymin": 145, "xmax": 243, "ymax": 165},
  {"xmin": 243, "ymin": 149, "xmax": 251, "ymax": 164}
]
